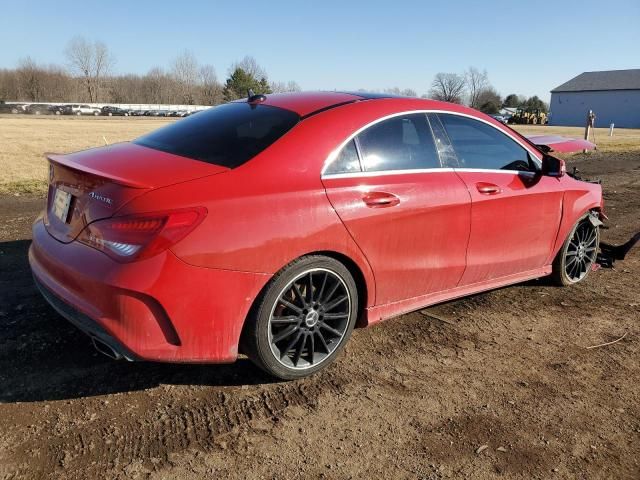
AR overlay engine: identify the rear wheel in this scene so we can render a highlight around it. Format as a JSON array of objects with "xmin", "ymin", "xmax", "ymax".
[
  {"xmin": 551, "ymin": 214, "xmax": 600, "ymax": 286},
  {"xmin": 243, "ymin": 256, "xmax": 358, "ymax": 380}
]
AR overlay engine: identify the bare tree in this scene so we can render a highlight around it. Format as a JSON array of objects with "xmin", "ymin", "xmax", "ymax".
[
  {"xmin": 465, "ymin": 67, "xmax": 489, "ymax": 109},
  {"xmin": 199, "ymin": 64, "xmax": 223, "ymax": 104},
  {"xmin": 429, "ymin": 73, "xmax": 466, "ymax": 104},
  {"xmin": 16, "ymin": 57, "xmax": 43, "ymax": 101},
  {"xmin": 65, "ymin": 37, "xmax": 113, "ymax": 102},
  {"xmin": 171, "ymin": 51, "xmax": 200, "ymax": 104},
  {"xmin": 230, "ymin": 55, "xmax": 268, "ymax": 81},
  {"xmin": 384, "ymin": 87, "xmax": 417, "ymax": 97},
  {"xmin": 270, "ymin": 80, "xmax": 301, "ymax": 93},
  {"xmin": 145, "ymin": 67, "xmax": 173, "ymax": 104}
]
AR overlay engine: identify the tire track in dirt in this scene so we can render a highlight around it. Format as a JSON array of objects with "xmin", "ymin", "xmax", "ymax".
[{"xmin": 13, "ymin": 371, "xmax": 348, "ymax": 478}]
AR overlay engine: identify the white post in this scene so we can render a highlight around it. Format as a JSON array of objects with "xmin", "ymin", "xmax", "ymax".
[{"xmin": 609, "ymin": 123, "xmax": 615, "ymax": 136}]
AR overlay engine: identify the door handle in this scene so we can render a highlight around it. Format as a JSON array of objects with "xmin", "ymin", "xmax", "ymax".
[
  {"xmin": 476, "ymin": 182, "xmax": 502, "ymax": 195},
  {"xmin": 362, "ymin": 192, "xmax": 400, "ymax": 208}
]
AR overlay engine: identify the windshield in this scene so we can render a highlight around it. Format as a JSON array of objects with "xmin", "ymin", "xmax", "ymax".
[{"xmin": 134, "ymin": 102, "xmax": 300, "ymax": 168}]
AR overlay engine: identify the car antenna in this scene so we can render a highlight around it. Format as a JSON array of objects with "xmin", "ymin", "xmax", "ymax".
[{"xmin": 247, "ymin": 89, "xmax": 267, "ymax": 103}]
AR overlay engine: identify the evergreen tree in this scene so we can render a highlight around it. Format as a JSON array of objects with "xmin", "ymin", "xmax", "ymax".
[{"xmin": 223, "ymin": 68, "xmax": 271, "ymax": 101}]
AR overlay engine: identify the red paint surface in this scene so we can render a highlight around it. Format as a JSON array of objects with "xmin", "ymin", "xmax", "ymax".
[
  {"xmin": 525, "ymin": 135, "xmax": 596, "ymax": 153},
  {"xmin": 30, "ymin": 94, "xmax": 604, "ymax": 363}
]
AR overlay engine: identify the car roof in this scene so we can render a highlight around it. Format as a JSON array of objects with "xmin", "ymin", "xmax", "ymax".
[{"xmin": 250, "ymin": 91, "xmax": 466, "ymax": 118}]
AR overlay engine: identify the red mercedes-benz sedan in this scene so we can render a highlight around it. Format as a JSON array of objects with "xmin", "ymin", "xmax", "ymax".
[{"xmin": 30, "ymin": 91, "xmax": 603, "ymax": 379}]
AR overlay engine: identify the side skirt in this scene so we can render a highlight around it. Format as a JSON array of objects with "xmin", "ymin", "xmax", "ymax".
[{"xmin": 364, "ymin": 266, "xmax": 552, "ymax": 326}]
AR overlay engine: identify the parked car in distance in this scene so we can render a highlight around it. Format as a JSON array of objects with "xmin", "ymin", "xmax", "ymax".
[
  {"xmin": 101, "ymin": 106, "xmax": 130, "ymax": 116},
  {"xmin": 0, "ymin": 102, "xmax": 23, "ymax": 114},
  {"xmin": 69, "ymin": 104, "xmax": 101, "ymax": 116},
  {"xmin": 24, "ymin": 103, "xmax": 53, "ymax": 115},
  {"xmin": 48, "ymin": 105, "xmax": 66, "ymax": 115},
  {"xmin": 30, "ymin": 91, "xmax": 604, "ymax": 380},
  {"xmin": 129, "ymin": 110, "xmax": 146, "ymax": 116}
]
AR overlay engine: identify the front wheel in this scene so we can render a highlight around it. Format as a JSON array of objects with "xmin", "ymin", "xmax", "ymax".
[
  {"xmin": 551, "ymin": 214, "xmax": 600, "ymax": 286},
  {"xmin": 243, "ymin": 256, "xmax": 358, "ymax": 380}
]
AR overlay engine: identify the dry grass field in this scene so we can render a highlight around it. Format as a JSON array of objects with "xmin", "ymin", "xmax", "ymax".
[
  {"xmin": 0, "ymin": 115, "xmax": 172, "ymax": 193},
  {"xmin": 1, "ymin": 114, "xmax": 640, "ymax": 194}
]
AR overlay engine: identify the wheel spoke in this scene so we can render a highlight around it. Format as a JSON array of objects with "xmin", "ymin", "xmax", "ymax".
[
  {"xmin": 323, "ymin": 312, "xmax": 349, "ymax": 321},
  {"xmin": 307, "ymin": 333, "xmax": 315, "ymax": 365},
  {"xmin": 272, "ymin": 325, "xmax": 299, "ymax": 343},
  {"xmin": 324, "ymin": 295, "xmax": 348, "ymax": 312},
  {"xmin": 292, "ymin": 333, "xmax": 306, "ymax": 366},
  {"xmin": 307, "ymin": 272, "xmax": 314, "ymax": 304},
  {"xmin": 319, "ymin": 321, "xmax": 342, "ymax": 338},
  {"xmin": 280, "ymin": 330, "xmax": 303, "ymax": 360},
  {"xmin": 316, "ymin": 272, "xmax": 328, "ymax": 302},
  {"xmin": 271, "ymin": 315, "xmax": 299, "ymax": 325},
  {"xmin": 315, "ymin": 330, "xmax": 330, "ymax": 353},
  {"xmin": 321, "ymin": 279, "xmax": 340, "ymax": 303},
  {"xmin": 291, "ymin": 282, "xmax": 306, "ymax": 306},
  {"xmin": 279, "ymin": 298, "xmax": 303, "ymax": 314}
]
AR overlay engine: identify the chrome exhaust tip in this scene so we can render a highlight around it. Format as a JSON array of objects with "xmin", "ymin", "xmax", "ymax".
[{"xmin": 91, "ymin": 337, "xmax": 123, "ymax": 360}]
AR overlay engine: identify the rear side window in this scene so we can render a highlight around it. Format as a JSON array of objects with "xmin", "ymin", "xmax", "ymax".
[
  {"xmin": 134, "ymin": 103, "xmax": 300, "ymax": 168},
  {"xmin": 325, "ymin": 140, "xmax": 362, "ymax": 175},
  {"xmin": 437, "ymin": 114, "xmax": 532, "ymax": 171},
  {"xmin": 356, "ymin": 114, "xmax": 440, "ymax": 172}
]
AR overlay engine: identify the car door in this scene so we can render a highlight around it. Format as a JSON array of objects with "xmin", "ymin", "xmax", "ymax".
[
  {"xmin": 429, "ymin": 113, "xmax": 564, "ymax": 286},
  {"xmin": 322, "ymin": 113, "xmax": 471, "ymax": 306}
]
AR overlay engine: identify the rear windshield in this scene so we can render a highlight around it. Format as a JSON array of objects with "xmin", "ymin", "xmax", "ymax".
[{"xmin": 133, "ymin": 102, "xmax": 300, "ymax": 168}]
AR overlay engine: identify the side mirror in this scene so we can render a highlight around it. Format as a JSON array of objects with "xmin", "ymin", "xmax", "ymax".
[{"xmin": 542, "ymin": 155, "xmax": 566, "ymax": 177}]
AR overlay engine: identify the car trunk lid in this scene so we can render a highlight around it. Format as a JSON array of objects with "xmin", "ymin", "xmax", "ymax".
[{"xmin": 44, "ymin": 142, "xmax": 228, "ymax": 243}]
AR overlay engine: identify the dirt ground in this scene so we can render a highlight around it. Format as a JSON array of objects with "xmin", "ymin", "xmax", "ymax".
[{"xmin": 0, "ymin": 120, "xmax": 639, "ymax": 479}]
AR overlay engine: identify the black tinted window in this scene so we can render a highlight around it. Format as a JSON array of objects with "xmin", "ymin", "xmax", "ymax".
[
  {"xmin": 325, "ymin": 140, "xmax": 361, "ymax": 175},
  {"xmin": 357, "ymin": 114, "xmax": 439, "ymax": 172},
  {"xmin": 134, "ymin": 103, "xmax": 299, "ymax": 168},
  {"xmin": 438, "ymin": 114, "xmax": 531, "ymax": 171}
]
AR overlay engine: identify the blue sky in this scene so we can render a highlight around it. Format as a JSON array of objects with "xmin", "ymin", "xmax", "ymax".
[{"xmin": 2, "ymin": 0, "xmax": 638, "ymax": 101}]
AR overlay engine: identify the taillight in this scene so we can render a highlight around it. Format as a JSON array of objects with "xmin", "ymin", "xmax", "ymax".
[{"xmin": 77, "ymin": 207, "xmax": 206, "ymax": 262}]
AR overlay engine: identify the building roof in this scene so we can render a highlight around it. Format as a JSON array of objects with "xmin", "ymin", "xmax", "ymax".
[{"xmin": 551, "ymin": 69, "xmax": 640, "ymax": 93}]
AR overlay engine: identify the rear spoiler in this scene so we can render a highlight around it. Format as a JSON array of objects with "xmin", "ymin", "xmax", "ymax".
[
  {"xmin": 525, "ymin": 135, "xmax": 596, "ymax": 154},
  {"xmin": 47, "ymin": 152, "xmax": 150, "ymax": 188}
]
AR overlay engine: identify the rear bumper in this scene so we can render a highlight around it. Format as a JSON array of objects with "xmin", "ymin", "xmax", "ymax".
[
  {"xmin": 33, "ymin": 276, "xmax": 139, "ymax": 361},
  {"xmin": 29, "ymin": 219, "xmax": 271, "ymax": 363}
]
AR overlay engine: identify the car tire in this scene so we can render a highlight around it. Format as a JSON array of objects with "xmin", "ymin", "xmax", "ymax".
[
  {"xmin": 94, "ymin": 111, "xmax": 99, "ymax": 116},
  {"xmin": 551, "ymin": 213, "xmax": 600, "ymax": 286},
  {"xmin": 76, "ymin": 112, "xmax": 81, "ymax": 116},
  {"xmin": 242, "ymin": 255, "xmax": 358, "ymax": 380},
  {"xmin": 108, "ymin": 112, "xmax": 113, "ymax": 117}
]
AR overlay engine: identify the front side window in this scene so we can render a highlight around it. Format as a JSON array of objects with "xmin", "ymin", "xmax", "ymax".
[
  {"xmin": 356, "ymin": 114, "xmax": 440, "ymax": 172},
  {"xmin": 437, "ymin": 114, "xmax": 533, "ymax": 172},
  {"xmin": 134, "ymin": 103, "xmax": 300, "ymax": 168}
]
